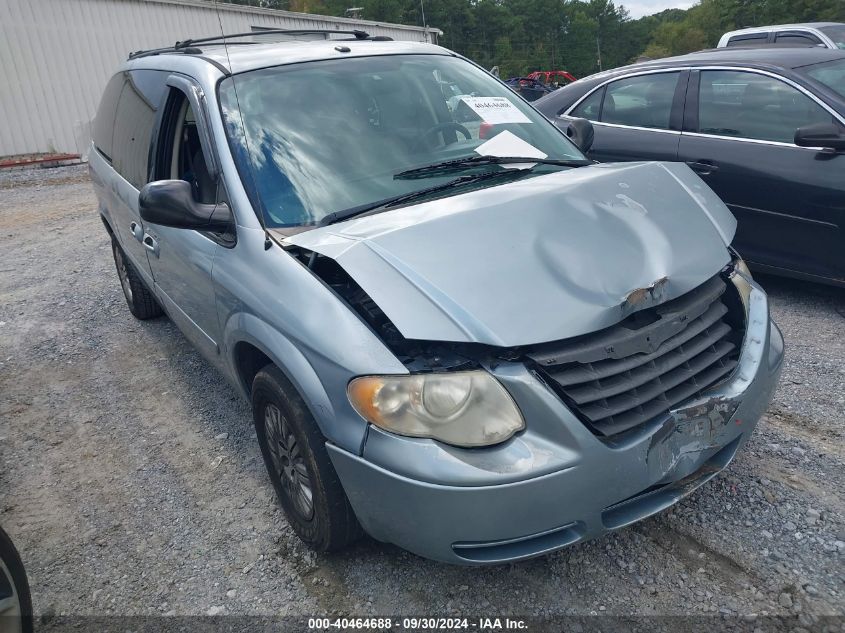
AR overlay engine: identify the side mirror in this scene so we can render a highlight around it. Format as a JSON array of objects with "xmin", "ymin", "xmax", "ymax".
[
  {"xmin": 555, "ymin": 115, "xmax": 594, "ymax": 154},
  {"xmin": 794, "ymin": 122, "xmax": 845, "ymax": 151},
  {"xmin": 139, "ymin": 180, "xmax": 232, "ymax": 231}
]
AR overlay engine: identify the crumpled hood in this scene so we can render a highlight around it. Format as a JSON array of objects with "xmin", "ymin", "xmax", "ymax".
[{"xmin": 282, "ymin": 161, "xmax": 737, "ymax": 347}]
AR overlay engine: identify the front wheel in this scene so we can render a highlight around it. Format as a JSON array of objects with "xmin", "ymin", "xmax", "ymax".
[
  {"xmin": 0, "ymin": 526, "xmax": 33, "ymax": 633},
  {"xmin": 252, "ymin": 365, "xmax": 362, "ymax": 551}
]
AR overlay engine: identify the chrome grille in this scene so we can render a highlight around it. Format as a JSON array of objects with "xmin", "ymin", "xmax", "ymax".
[{"xmin": 527, "ymin": 275, "xmax": 744, "ymax": 438}]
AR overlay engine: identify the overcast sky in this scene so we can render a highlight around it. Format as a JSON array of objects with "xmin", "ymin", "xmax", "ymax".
[{"xmin": 622, "ymin": 0, "xmax": 699, "ymax": 19}]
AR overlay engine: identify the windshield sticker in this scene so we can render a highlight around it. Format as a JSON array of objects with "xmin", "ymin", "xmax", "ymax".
[
  {"xmin": 460, "ymin": 97, "xmax": 532, "ymax": 124},
  {"xmin": 474, "ymin": 130, "xmax": 548, "ymax": 165}
]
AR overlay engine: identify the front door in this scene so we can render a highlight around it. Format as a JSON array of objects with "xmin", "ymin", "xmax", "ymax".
[
  {"xmin": 678, "ymin": 69, "xmax": 845, "ymax": 281},
  {"xmin": 143, "ymin": 78, "xmax": 227, "ymax": 363},
  {"xmin": 569, "ymin": 70, "xmax": 688, "ymax": 163}
]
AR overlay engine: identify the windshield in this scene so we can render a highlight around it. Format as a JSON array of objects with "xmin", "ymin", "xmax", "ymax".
[
  {"xmin": 820, "ymin": 25, "xmax": 845, "ymax": 49},
  {"xmin": 219, "ymin": 54, "xmax": 585, "ymax": 228},
  {"xmin": 802, "ymin": 58, "xmax": 845, "ymax": 99}
]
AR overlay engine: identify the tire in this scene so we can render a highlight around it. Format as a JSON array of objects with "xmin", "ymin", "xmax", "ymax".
[
  {"xmin": 0, "ymin": 526, "xmax": 33, "ymax": 633},
  {"xmin": 110, "ymin": 236, "xmax": 163, "ymax": 320},
  {"xmin": 252, "ymin": 364, "xmax": 362, "ymax": 551}
]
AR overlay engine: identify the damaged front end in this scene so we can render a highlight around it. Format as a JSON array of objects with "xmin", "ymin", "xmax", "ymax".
[
  {"xmin": 276, "ymin": 161, "xmax": 783, "ymax": 563},
  {"xmin": 317, "ymin": 253, "xmax": 783, "ymax": 564}
]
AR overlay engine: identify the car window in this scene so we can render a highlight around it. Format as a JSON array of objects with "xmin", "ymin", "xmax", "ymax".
[
  {"xmin": 727, "ymin": 33, "xmax": 768, "ymax": 47},
  {"xmin": 697, "ymin": 70, "xmax": 835, "ymax": 143},
  {"xmin": 111, "ymin": 70, "xmax": 168, "ymax": 189},
  {"xmin": 802, "ymin": 58, "xmax": 845, "ymax": 98},
  {"xmin": 219, "ymin": 55, "xmax": 584, "ymax": 228},
  {"xmin": 600, "ymin": 72, "xmax": 679, "ymax": 129},
  {"xmin": 163, "ymin": 96, "xmax": 218, "ymax": 205},
  {"xmin": 93, "ymin": 73, "xmax": 125, "ymax": 161},
  {"xmin": 819, "ymin": 25, "xmax": 845, "ymax": 49},
  {"xmin": 570, "ymin": 87, "xmax": 603, "ymax": 120},
  {"xmin": 775, "ymin": 32, "xmax": 822, "ymax": 46}
]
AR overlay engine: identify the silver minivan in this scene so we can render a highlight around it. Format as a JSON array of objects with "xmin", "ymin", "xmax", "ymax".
[{"xmin": 91, "ymin": 32, "xmax": 784, "ymax": 564}]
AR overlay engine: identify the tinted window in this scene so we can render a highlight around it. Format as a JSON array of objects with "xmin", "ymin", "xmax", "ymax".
[
  {"xmin": 601, "ymin": 72, "xmax": 679, "ymax": 129},
  {"xmin": 819, "ymin": 25, "xmax": 845, "ymax": 49},
  {"xmin": 803, "ymin": 58, "xmax": 845, "ymax": 98},
  {"xmin": 93, "ymin": 73, "xmax": 125, "ymax": 160},
  {"xmin": 570, "ymin": 87, "xmax": 603, "ymax": 120},
  {"xmin": 775, "ymin": 32, "xmax": 822, "ymax": 46},
  {"xmin": 698, "ymin": 70, "xmax": 835, "ymax": 143},
  {"xmin": 112, "ymin": 70, "xmax": 167, "ymax": 189},
  {"xmin": 727, "ymin": 33, "xmax": 768, "ymax": 47}
]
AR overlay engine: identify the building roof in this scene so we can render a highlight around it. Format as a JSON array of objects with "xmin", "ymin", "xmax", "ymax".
[{"xmin": 145, "ymin": 0, "xmax": 442, "ymax": 37}]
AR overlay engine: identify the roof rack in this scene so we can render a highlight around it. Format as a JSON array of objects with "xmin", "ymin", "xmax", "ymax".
[{"xmin": 128, "ymin": 28, "xmax": 389, "ymax": 60}]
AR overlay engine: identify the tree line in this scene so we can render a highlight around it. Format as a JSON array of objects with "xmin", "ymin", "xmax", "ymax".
[{"xmin": 228, "ymin": 0, "xmax": 845, "ymax": 79}]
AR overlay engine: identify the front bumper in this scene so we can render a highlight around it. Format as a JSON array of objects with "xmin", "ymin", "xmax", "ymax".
[{"xmin": 328, "ymin": 279, "xmax": 784, "ymax": 564}]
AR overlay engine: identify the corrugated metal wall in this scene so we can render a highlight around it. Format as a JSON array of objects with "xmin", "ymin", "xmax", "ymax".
[{"xmin": 0, "ymin": 0, "xmax": 439, "ymax": 157}]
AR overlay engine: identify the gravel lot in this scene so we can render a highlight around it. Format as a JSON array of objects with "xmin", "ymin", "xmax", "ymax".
[{"xmin": 0, "ymin": 165, "xmax": 843, "ymax": 624}]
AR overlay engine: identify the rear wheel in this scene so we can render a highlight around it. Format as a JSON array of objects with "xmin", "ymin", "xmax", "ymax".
[
  {"xmin": 0, "ymin": 526, "xmax": 33, "ymax": 633},
  {"xmin": 252, "ymin": 365, "xmax": 362, "ymax": 551},
  {"xmin": 110, "ymin": 237, "xmax": 162, "ymax": 320}
]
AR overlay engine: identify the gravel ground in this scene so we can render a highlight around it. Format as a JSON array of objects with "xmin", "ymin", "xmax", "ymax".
[{"xmin": 0, "ymin": 165, "xmax": 843, "ymax": 623}]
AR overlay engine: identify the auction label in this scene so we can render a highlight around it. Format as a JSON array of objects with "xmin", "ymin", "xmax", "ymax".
[
  {"xmin": 460, "ymin": 97, "xmax": 532, "ymax": 124},
  {"xmin": 308, "ymin": 617, "xmax": 528, "ymax": 631}
]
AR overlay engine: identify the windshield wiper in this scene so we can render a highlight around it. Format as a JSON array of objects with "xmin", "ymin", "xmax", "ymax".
[
  {"xmin": 319, "ymin": 170, "xmax": 526, "ymax": 227},
  {"xmin": 394, "ymin": 155, "xmax": 592, "ymax": 179}
]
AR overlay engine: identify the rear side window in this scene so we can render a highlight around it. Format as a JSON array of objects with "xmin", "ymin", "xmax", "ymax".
[
  {"xmin": 601, "ymin": 72, "xmax": 680, "ymax": 129},
  {"xmin": 111, "ymin": 70, "xmax": 168, "ymax": 189},
  {"xmin": 727, "ymin": 33, "xmax": 768, "ymax": 47},
  {"xmin": 93, "ymin": 73, "xmax": 125, "ymax": 160},
  {"xmin": 697, "ymin": 70, "xmax": 835, "ymax": 143}
]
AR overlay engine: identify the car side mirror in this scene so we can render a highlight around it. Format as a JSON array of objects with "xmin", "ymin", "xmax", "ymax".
[
  {"xmin": 555, "ymin": 115, "xmax": 594, "ymax": 154},
  {"xmin": 794, "ymin": 122, "xmax": 845, "ymax": 152},
  {"xmin": 139, "ymin": 180, "xmax": 232, "ymax": 231}
]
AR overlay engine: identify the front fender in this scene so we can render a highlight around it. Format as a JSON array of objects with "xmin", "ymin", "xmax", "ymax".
[{"xmin": 222, "ymin": 313, "xmax": 368, "ymax": 454}]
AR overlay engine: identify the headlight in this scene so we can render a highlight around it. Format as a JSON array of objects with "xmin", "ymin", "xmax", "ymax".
[
  {"xmin": 347, "ymin": 370, "xmax": 524, "ymax": 448},
  {"xmin": 732, "ymin": 253, "xmax": 752, "ymax": 279},
  {"xmin": 729, "ymin": 251, "xmax": 753, "ymax": 311}
]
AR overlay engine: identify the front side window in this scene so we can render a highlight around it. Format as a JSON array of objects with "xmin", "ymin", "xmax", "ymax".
[
  {"xmin": 570, "ymin": 87, "xmax": 603, "ymax": 120},
  {"xmin": 697, "ymin": 70, "xmax": 835, "ymax": 143},
  {"xmin": 600, "ymin": 72, "xmax": 680, "ymax": 129},
  {"xmin": 802, "ymin": 58, "xmax": 845, "ymax": 98},
  {"xmin": 218, "ymin": 55, "xmax": 583, "ymax": 228},
  {"xmin": 156, "ymin": 91, "xmax": 219, "ymax": 205},
  {"xmin": 775, "ymin": 31, "xmax": 822, "ymax": 46},
  {"xmin": 819, "ymin": 25, "xmax": 845, "ymax": 49}
]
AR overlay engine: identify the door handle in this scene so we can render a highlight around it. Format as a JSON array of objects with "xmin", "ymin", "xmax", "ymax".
[
  {"xmin": 129, "ymin": 221, "xmax": 143, "ymax": 242},
  {"xmin": 686, "ymin": 160, "xmax": 719, "ymax": 175},
  {"xmin": 142, "ymin": 233, "xmax": 159, "ymax": 257}
]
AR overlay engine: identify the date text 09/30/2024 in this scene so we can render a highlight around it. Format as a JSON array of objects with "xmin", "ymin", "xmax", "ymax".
[{"xmin": 308, "ymin": 617, "xmax": 529, "ymax": 630}]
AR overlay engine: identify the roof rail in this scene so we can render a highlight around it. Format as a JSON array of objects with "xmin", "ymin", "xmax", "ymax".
[{"xmin": 128, "ymin": 28, "xmax": 382, "ymax": 60}]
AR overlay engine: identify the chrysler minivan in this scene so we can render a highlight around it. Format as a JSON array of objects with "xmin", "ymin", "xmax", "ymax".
[{"xmin": 90, "ymin": 32, "xmax": 784, "ymax": 564}]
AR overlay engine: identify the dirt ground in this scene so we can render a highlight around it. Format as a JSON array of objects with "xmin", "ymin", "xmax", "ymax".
[{"xmin": 0, "ymin": 165, "xmax": 843, "ymax": 624}]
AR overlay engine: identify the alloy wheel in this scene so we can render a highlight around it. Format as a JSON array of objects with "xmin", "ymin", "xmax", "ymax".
[{"xmin": 264, "ymin": 403, "xmax": 314, "ymax": 520}]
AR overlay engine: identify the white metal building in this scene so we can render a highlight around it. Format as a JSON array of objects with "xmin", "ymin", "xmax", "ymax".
[{"xmin": 0, "ymin": 0, "xmax": 441, "ymax": 158}]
